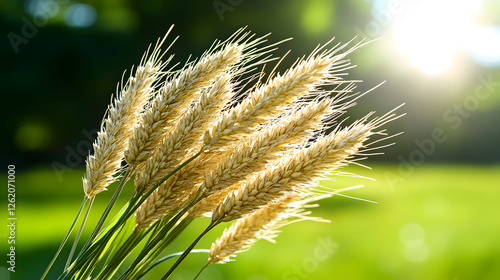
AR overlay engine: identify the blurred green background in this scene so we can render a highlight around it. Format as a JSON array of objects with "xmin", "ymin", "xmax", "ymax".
[{"xmin": 1, "ymin": 0, "xmax": 500, "ymax": 279}]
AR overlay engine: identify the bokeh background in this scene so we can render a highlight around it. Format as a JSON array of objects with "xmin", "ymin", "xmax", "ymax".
[{"xmin": 1, "ymin": 0, "xmax": 500, "ymax": 279}]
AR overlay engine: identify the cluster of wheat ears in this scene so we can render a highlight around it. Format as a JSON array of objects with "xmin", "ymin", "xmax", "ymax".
[{"xmin": 43, "ymin": 26, "xmax": 403, "ymax": 280}]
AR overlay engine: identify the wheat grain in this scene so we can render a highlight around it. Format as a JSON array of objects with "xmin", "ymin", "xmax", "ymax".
[
  {"xmin": 134, "ymin": 42, "xmax": 364, "ymax": 227},
  {"xmin": 203, "ymin": 41, "xmax": 361, "ymax": 152},
  {"xmin": 134, "ymin": 74, "xmax": 233, "ymax": 194},
  {"xmin": 135, "ymin": 98, "xmax": 333, "ymax": 227},
  {"xmin": 134, "ymin": 75, "xmax": 235, "ymax": 228},
  {"xmin": 208, "ymin": 192, "xmax": 330, "ymax": 264},
  {"xmin": 124, "ymin": 43, "xmax": 243, "ymax": 171},
  {"xmin": 188, "ymin": 98, "xmax": 334, "ymax": 218},
  {"xmin": 211, "ymin": 118, "xmax": 383, "ymax": 223},
  {"xmin": 208, "ymin": 195, "xmax": 298, "ymax": 264},
  {"xmin": 82, "ymin": 30, "xmax": 172, "ymax": 198}
]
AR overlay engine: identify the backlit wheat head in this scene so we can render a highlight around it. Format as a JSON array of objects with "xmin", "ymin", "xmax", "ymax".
[{"xmin": 75, "ymin": 26, "xmax": 403, "ymax": 279}]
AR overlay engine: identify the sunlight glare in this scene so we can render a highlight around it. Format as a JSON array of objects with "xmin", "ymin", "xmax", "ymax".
[
  {"xmin": 392, "ymin": 0, "xmax": 481, "ymax": 75},
  {"xmin": 468, "ymin": 25, "xmax": 500, "ymax": 67},
  {"xmin": 410, "ymin": 50, "xmax": 452, "ymax": 75}
]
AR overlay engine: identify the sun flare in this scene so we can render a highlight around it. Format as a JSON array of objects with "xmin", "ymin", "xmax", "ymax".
[{"xmin": 391, "ymin": 0, "xmax": 484, "ymax": 75}]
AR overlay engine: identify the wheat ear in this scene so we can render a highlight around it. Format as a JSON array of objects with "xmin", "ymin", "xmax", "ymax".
[
  {"xmin": 211, "ymin": 110, "xmax": 401, "ymax": 223},
  {"xmin": 134, "ymin": 41, "xmax": 363, "ymax": 227},
  {"xmin": 134, "ymin": 98, "xmax": 333, "ymax": 228},
  {"xmin": 171, "ymin": 44, "xmax": 360, "ymax": 210},
  {"xmin": 126, "ymin": 30, "xmax": 275, "ymax": 173},
  {"xmin": 208, "ymin": 195, "xmax": 298, "ymax": 264},
  {"xmin": 134, "ymin": 74, "xmax": 233, "ymax": 194},
  {"xmin": 124, "ymin": 42, "xmax": 243, "ymax": 171},
  {"xmin": 133, "ymin": 33, "xmax": 279, "ymax": 228},
  {"xmin": 208, "ymin": 192, "xmax": 331, "ymax": 264},
  {"xmin": 82, "ymin": 30, "xmax": 172, "ymax": 198},
  {"xmin": 203, "ymin": 40, "xmax": 360, "ymax": 152},
  {"xmin": 188, "ymin": 98, "xmax": 335, "ymax": 218}
]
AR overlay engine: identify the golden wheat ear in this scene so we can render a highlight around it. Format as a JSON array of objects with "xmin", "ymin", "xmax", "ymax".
[
  {"xmin": 203, "ymin": 38, "xmax": 362, "ymax": 152},
  {"xmin": 133, "ymin": 37, "xmax": 383, "ymax": 228},
  {"xmin": 211, "ymin": 106, "xmax": 403, "ymax": 223},
  {"xmin": 124, "ymin": 29, "xmax": 275, "ymax": 173},
  {"xmin": 208, "ymin": 191, "xmax": 330, "ymax": 265},
  {"xmin": 187, "ymin": 98, "xmax": 334, "ymax": 218},
  {"xmin": 82, "ymin": 26, "xmax": 175, "ymax": 199},
  {"xmin": 134, "ymin": 97, "xmax": 335, "ymax": 227},
  {"xmin": 124, "ymin": 43, "xmax": 243, "ymax": 171},
  {"xmin": 208, "ymin": 194, "xmax": 298, "ymax": 265}
]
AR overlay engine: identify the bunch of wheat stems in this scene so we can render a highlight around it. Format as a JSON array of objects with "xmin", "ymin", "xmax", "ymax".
[{"xmin": 43, "ymin": 26, "xmax": 402, "ymax": 280}]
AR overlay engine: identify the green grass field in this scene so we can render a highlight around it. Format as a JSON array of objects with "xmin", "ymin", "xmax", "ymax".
[{"xmin": 3, "ymin": 164, "xmax": 500, "ymax": 279}]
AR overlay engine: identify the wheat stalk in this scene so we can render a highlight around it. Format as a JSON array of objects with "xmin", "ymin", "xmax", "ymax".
[
  {"xmin": 82, "ymin": 30, "xmax": 173, "ymax": 198},
  {"xmin": 52, "ymin": 26, "xmax": 405, "ymax": 280},
  {"xmin": 134, "ymin": 42, "xmax": 368, "ymax": 228},
  {"xmin": 135, "ymin": 95, "xmax": 337, "ymax": 228}
]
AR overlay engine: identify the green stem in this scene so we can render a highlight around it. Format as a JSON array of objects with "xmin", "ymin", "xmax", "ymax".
[
  {"xmin": 76, "ymin": 167, "xmax": 131, "ymax": 261},
  {"xmin": 75, "ymin": 216, "xmax": 136, "ymax": 280},
  {"xmin": 60, "ymin": 151, "xmax": 203, "ymax": 279},
  {"xmin": 41, "ymin": 198, "xmax": 88, "ymax": 280},
  {"xmin": 161, "ymin": 222, "xmax": 217, "ymax": 280},
  {"xmin": 122, "ymin": 185, "xmax": 205, "ymax": 280},
  {"xmin": 119, "ymin": 169, "xmax": 207, "ymax": 279},
  {"xmin": 193, "ymin": 263, "xmax": 210, "ymax": 280},
  {"xmin": 102, "ymin": 215, "xmax": 132, "ymax": 267},
  {"xmin": 58, "ymin": 206, "xmax": 131, "ymax": 280},
  {"xmin": 60, "ymin": 174, "xmax": 134, "ymax": 279},
  {"xmin": 118, "ymin": 213, "xmax": 191, "ymax": 280},
  {"xmin": 60, "ymin": 230, "xmax": 110, "ymax": 280},
  {"xmin": 65, "ymin": 197, "xmax": 94, "ymax": 270},
  {"xmin": 95, "ymin": 229, "xmax": 146, "ymax": 280},
  {"xmin": 131, "ymin": 218, "xmax": 193, "ymax": 279},
  {"xmin": 138, "ymin": 250, "xmax": 210, "ymax": 280},
  {"xmin": 81, "ymin": 216, "xmax": 136, "ymax": 280}
]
